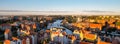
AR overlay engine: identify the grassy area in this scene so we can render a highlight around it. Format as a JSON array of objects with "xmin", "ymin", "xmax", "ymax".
[
  {"xmin": 0, "ymin": 41, "xmax": 3, "ymax": 44},
  {"xmin": 116, "ymin": 22, "xmax": 120, "ymax": 26}
]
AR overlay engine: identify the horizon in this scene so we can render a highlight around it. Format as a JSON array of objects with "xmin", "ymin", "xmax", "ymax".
[{"xmin": 0, "ymin": 0, "xmax": 120, "ymax": 15}]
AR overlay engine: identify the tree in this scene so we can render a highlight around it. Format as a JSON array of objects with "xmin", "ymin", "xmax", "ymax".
[{"xmin": 65, "ymin": 16, "xmax": 77, "ymax": 23}]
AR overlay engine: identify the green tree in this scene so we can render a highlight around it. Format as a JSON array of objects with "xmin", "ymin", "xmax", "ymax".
[{"xmin": 65, "ymin": 16, "xmax": 77, "ymax": 23}]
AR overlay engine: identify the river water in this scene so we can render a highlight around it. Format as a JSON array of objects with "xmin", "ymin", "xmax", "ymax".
[{"xmin": 47, "ymin": 20, "xmax": 73, "ymax": 35}]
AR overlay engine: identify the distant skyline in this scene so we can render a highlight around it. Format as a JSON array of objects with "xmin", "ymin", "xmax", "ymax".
[{"xmin": 0, "ymin": 0, "xmax": 120, "ymax": 12}]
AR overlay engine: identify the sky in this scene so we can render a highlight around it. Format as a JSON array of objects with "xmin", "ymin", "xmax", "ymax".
[{"xmin": 0, "ymin": 0, "xmax": 120, "ymax": 12}]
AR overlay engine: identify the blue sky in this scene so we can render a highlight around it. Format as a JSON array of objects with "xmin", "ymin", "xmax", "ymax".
[{"xmin": 0, "ymin": 0, "xmax": 120, "ymax": 12}]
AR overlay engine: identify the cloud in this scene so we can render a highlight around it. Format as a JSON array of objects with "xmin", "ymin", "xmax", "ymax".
[
  {"xmin": 0, "ymin": 10, "xmax": 119, "ymax": 15},
  {"xmin": 0, "ymin": 10, "xmax": 24, "ymax": 12},
  {"xmin": 83, "ymin": 10, "xmax": 115, "ymax": 13}
]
